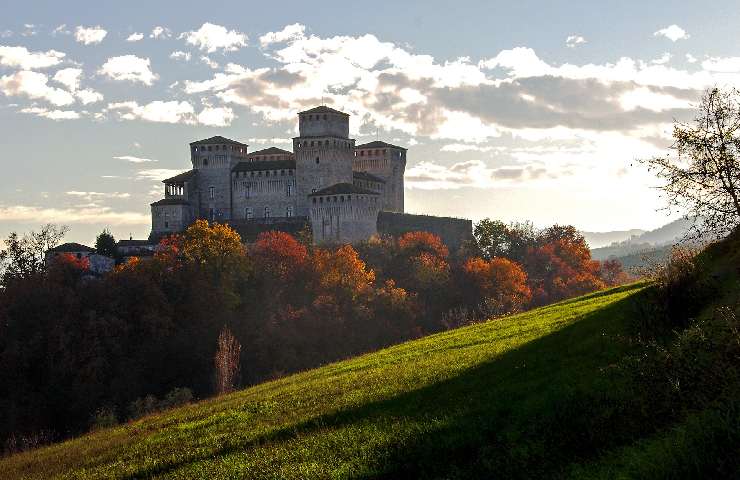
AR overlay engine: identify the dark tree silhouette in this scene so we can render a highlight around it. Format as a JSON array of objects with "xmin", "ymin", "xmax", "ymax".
[{"xmin": 642, "ymin": 87, "xmax": 740, "ymax": 238}]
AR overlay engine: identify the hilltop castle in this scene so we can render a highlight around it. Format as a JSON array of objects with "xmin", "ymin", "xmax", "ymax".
[{"xmin": 148, "ymin": 105, "xmax": 472, "ymax": 247}]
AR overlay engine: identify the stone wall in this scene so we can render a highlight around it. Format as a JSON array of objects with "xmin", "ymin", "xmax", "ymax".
[
  {"xmin": 309, "ymin": 194, "xmax": 379, "ymax": 244},
  {"xmin": 151, "ymin": 202, "xmax": 194, "ymax": 236},
  {"xmin": 231, "ymin": 169, "xmax": 298, "ymax": 220},
  {"xmin": 377, "ymin": 211, "xmax": 473, "ymax": 250}
]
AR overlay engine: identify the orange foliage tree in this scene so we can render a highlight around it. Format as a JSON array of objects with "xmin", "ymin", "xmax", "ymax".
[{"xmin": 463, "ymin": 257, "xmax": 531, "ymax": 316}]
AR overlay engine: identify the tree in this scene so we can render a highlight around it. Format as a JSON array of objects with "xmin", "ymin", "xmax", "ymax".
[
  {"xmin": 94, "ymin": 229, "xmax": 117, "ymax": 258},
  {"xmin": 214, "ymin": 326, "xmax": 241, "ymax": 395},
  {"xmin": 0, "ymin": 224, "xmax": 68, "ymax": 283},
  {"xmin": 463, "ymin": 257, "xmax": 531, "ymax": 316},
  {"xmin": 641, "ymin": 87, "xmax": 740, "ymax": 238},
  {"xmin": 472, "ymin": 219, "xmax": 538, "ymax": 263}
]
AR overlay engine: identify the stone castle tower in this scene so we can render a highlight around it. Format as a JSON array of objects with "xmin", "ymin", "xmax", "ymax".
[{"xmin": 150, "ymin": 106, "xmax": 407, "ymax": 245}]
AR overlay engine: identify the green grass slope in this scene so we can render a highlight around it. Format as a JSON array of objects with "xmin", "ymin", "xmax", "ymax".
[{"xmin": 0, "ymin": 283, "xmax": 647, "ymax": 479}]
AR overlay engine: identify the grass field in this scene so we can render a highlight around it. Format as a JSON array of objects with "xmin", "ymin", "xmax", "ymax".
[{"xmin": 0, "ymin": 283, "xmax": 649, "ymax": 479}]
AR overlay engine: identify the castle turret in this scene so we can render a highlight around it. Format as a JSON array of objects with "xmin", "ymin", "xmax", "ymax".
[
  {"xmin": 189, "ymin": 136, "xmax": 248, "ymax": 222},
  {"xmin": 308, "ymin": 183, "xmax": 380, "ymax": 244},
  {"xmin": 293, "ymin": 106, "xmax": 355, "ymax": 216},
  {"xmin": 353, "ymin": 141, "xmax": 407, "ymax": 212}
]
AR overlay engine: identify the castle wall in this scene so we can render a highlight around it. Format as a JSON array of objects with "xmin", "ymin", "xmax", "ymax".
[
  {"xmin": 231, "ymin": 169, "xmax": 299, "ymax": 219},
  {"xmin": 377, "ymin": 212, "xmax": 473, "ymax": 251},
  {"xmin": 309, "ymin": 194, "xmax": 379, "ymax": 244},
  {"xmin": 151, "ymin": 203, "xmax": 193, "ymax": 235}
]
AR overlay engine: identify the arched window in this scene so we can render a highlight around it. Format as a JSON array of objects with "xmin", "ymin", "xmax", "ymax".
[
  {"xmin": 286, "ymin": 205, "xmax": 293, "ymax": 217},
  {"xmin": 209, "ymin": 186, "xmax": 215, "ymax": 199},
  {"xmin": 246, "ymin": 207, "xmax": 253, "ymax": 219},
  {"xmin": 264, "ymin": 206, "xmax": 270, "ymax": 218}
]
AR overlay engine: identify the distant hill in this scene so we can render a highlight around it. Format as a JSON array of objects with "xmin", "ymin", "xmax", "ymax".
[
  {"xmin": 591, "ymin": 218, "xmax": 693, "ymax": 263},
  {"xmin": 582, "ymin": 229, "xmax": 646, "ymax": 249}
]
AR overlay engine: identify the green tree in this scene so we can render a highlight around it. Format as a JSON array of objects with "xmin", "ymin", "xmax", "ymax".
[
  {"xmin": 95, "ymin": 229, "xmax": 117, "ymax": 258},
  {"xmin": 0, "ymin": 224, "xmax": 68, "ymax": 283}
]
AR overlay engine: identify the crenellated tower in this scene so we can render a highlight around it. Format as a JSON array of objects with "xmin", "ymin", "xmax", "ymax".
[
  {"xmin": 353, "ymin": 141, "xmax": 407, "ymax": 212},
  {"xmin": 293, "ymin": 106, "xmax": 356, "ymax": 216}
]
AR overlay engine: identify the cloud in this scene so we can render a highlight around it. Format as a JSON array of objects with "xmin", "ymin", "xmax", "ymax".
[
  {"xmin": 126, "ymin": 32, "xmax": 144, "ymax": 42},
  {"xmin": 702, "ymin": 56, "xmax": 740, "ymax": 73},
  {"xmin": 113, "ymin": 155, "xmax": 157, "ymax": 163},
  {"xmin": 136, "ymin": 168, "xmax": 183, "ymax": 181},
  {"xmin": 76, "ymin": 88, "xmax": 104, "ymax": 105},
  {"xmin": 197, "ymin": 106, "xmax": 235, "ymax": 127},
  {"xmin": 405, "ymin": 160, "xmax": 550, "ymax": 190},
  {"xmin": 20, "ymin": 107, "xmax": 81, "ymax": 120},
  {"xmin": 441, "ymin": 143, "xmax": 498, "ymax": 153},
  {"xmin": 686, "ymin": 54, "xmax": 698, "ymax": 64},
  {"xmin": 65, "ymin": 191, "xmax": 131, "ymax": 200},
  {"xmin": 200, "ymin": 56, "xmax": 219, "ymax": 69},
  {"xmin": 98, "ymin": 55, "xmax": 158, "ymax": 85},
  {"xmin": 51, "ymin": 24, "xmax": 70, "ymax": 36},
  {"xmin": 180, "ymin": 23, "xmax": 247, "ymax": 53},
  {"xmin": 74, "ymin": 25, "xmax": 108, "ymax": 45},
  {"xmin": 653, "ymin": 24, "xmax": 689, "ymax": 42},
  {"xmin": 0, "ymin": 204, "xmax": 148, "ymax": 225},
  {"xmin": 0, "ymin": 45, "xmax": 66, "ymax": 69},
  {"xmin": 565, "ymin": 35, "xmax": 586, "ymax": 48},
  {"xmin": 108, "ymin": 100, "xmax": 195, "ymax": 124},
  {"xmin": 150, "ymin": 26, "xmax": 172, "ymax": 39},
  {"xmin": 170, "ymin": 50, "xmax": 192, "ymax": 61},
  {"xmin": 21, "ymin": 24, "xmax": 38, "ymax": 37},
  {"xmin": 259, "ymin": 23, "xmax": 305, "ymax": 46},
  {"xmin": 0, "ymin": 70, "xmax": 75, "ymax": 106},
  {"xmin": 52, "ymin": 67, "xmax": 82, "ymax": 91},
  {"xmin": 651, "ymin": 52, "xmax": 672, "ymax": 65}
]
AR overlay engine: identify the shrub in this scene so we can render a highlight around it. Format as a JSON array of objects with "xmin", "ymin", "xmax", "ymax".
[{"xmin": 90, "ymin": 407, "xmax": 118, "ymax": 431}]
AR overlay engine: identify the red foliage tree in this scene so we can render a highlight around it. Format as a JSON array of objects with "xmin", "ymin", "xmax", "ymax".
[
  {"xmin": 525, "ymin": 238, "xmax": 605, "ymax": 306},
  {"xmin": 251, "ymin": 231, "xmax": 309, "ymax": 283},
  {"xmin": 599, "ymin": 259, "xmax": 630, "ymax": 287}
]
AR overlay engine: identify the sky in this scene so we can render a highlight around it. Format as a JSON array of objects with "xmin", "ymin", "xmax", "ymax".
[{"xmin": 2, "ymin": 0, "xmax": 740, "ymax": 244}]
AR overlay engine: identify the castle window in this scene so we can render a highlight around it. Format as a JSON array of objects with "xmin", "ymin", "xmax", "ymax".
[
  {"xmin": 324, "ymin": 140, "xmax": 329, "ymax": 146},
  {"xmin": 319, "ymin": 197, "xmax": 323, "ymax": 203},
  {"xmin": 209, "ymin": 208, "xmax": 215, "ymax": 221},
  {"xmin": 208, "ymin": 146, "xmax": 212, "ymax": 151},
  {"xmin": 209, "ymin": 186, "xmax": 215, "ymax": 199},
  {"xmin": 286, "ymin": 205, "xmax": 293, "ymax": 217},
  {"xmin": 308, "ymin": 115, "xmax": 312, "ymax": 120},
  {"xmin": 311, "ymin": 188, "xmax": 316, "ymax": 193},
  {"xmin": 310, "ymin": 141, "xmax": 314, "ymax": 147},
  {"xmin": 312, "ymin": 198, "xmax": 316, "ymax": 203},
  {"xmin": 333, "ymin": 196, "xmax": 337, "ymax": 202},
  {"xmin": 360, "ymin": 150, "xmax": 364, "ymax": 156},
  {"xmin": 245, "ymin": 185, "xmax": 251, "ymax": 199},
  {"xmin": 215, "ymin": 145, "xmax": 219, "ymax": 151},
  {"xmin": 287, "ymin": 182, "xmax": 293, "ymax": 196},
  {"xmin": 280, "ymin": 170, "xmax": 285, "ymax": 176},
  {"xmin": 264, "ymin": 206, "xmax": 270, "ymax": 218},
  {"xmin": 203, "ymin": 158, "xmax": 208, "ymax": 166},
  {"xmin": 289, "ymin": 170, "xmax": 293, "ymax": 176},
  {"xmin": 340, "ymin": 196, "xmax": 344, "ymax": 202},
  {"xmin": 164, "ymin": 221, "xmax": 169, "ymax": 229},
  {"xmin": 246, "ymin": 207, "xmax": 253, "ymax": 219},
  {"xmin": 315, "ymin": 157, "xmax": 320, "ymax": 164},
  {"xmin": 323, "ymin": 114, "xmax": 327, "ymax": 120}
]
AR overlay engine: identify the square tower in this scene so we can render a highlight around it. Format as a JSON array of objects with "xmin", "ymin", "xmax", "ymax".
[
  {"xmin": 293, "ymin": 106, "xmax": 355, "ymax": 216},
  {"xmin": 353, "ymin": 141, "xmax": 407, "ymax": 212},
  {"xmin": 189, "ymin": 136, "xmax": 249, "ymax": 222}
]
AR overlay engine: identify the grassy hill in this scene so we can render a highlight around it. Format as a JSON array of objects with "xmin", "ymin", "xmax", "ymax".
[{"xmin": 2, "ymin": 231, "xmax": 739, "ymax": 479}]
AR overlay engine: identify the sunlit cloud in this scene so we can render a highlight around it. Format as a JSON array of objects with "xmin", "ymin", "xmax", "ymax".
[
  {"xmin": 74, "ymin": 25, "xmax": 107, "ymax": 45},
  {"xmin": 180, "ymin": 23, "xmax": 247, "ymax": 53}
]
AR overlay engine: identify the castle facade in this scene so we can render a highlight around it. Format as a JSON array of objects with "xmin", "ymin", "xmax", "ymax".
[{"xmin": 150, "ymin": 106, "xmax": 407, "ymax": 244}]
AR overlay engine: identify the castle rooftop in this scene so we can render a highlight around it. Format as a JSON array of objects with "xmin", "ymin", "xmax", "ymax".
[
  {"xmin": 309, "ymin": 183, "xmax": 379, "ymax": 196},
  {"xmin": 190, "ymin": 135, "xmax": 248, "ymax": 147},
  {"xmin": 355, "ymin": 140, "xmax": 407, "ymax": 151},
  {"xmin": 247, "ymin": 147, "xmax": 293, "ymax": 157},
  {"xmin": 151, "ymin": 198, "xmax": 190, "ymax": 206},
  {"xmin": 298, "ymin": 105, "xmax": 349, "ymax": 116},
  {"xmin": 162, "ymin": 170, "xmax": 196, "ymax": 184},
  {"xmin": 48, "ymin": 242, "xmax": 95, "ymax": 253}
]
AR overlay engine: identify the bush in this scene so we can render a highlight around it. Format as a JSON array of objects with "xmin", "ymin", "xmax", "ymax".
[
  {"xmin": 128, "ymin": 388, "xmax": 194, "ymax": 421},
  {"xmin": 90, "ymin": 407, "xmax": 118, "ymax": 431}
]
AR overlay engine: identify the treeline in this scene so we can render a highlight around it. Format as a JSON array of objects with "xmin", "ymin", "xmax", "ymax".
[{"xmin": 0, "ymin": 219, "xmax": 626, "ymax": 450}]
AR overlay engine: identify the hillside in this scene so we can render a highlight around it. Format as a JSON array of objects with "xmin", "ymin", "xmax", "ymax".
[{"xmin": 2, "ymin": 230, "xmax": 739, "ymax": 478}]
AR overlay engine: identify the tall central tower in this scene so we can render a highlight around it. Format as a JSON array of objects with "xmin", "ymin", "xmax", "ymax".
[{"xmin": 293, "ymin": 106, "xmax": 355, "ymax": 216}]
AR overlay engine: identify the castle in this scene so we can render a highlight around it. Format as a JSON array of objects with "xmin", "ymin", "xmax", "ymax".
[{"xmin": 148, "ymin": 105, "xmax": 472, "ymax": 247}]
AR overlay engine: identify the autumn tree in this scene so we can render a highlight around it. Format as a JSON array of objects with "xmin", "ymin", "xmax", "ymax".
[
  {"xmin": 251, "ymin": 231, "xmax": 309, "ymax": 284},
  {"xmin": 641, "ymin": 87, "xmax": 740, "ymax": 238},
  {"xmin": 463, "ymin": 257, "xmax": 531, "ymax": 316},
  {"xmin": 599, "ymin": 259, "xmax": 630, "ymax": 287},
  {"xmin": 525, "ymin": 238, "xmax": 605, "ymax": 306}
]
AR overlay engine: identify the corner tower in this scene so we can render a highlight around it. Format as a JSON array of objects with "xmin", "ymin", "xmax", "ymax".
[
  {"xmin": 189, "ymin": 136, "xmax": 248, "ymax": 222},
  {"xmin": 353, "ymin": 141, "xmax": 407, "ymax": 212},
  {"xmin": 293, "ymin": 106, "xmax": 355, "ymax": 216}
]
